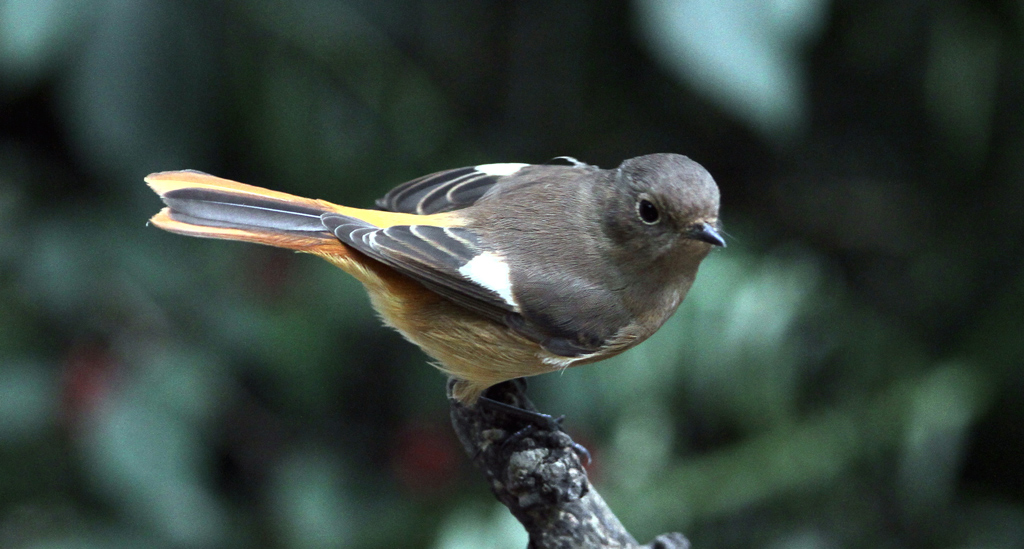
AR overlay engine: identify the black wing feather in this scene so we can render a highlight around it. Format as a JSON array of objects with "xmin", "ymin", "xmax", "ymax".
[
  {"xmin": 320, "ymin": 214, "xmax": 517, "ymax": 323},
  {"xmin": 376, "ymin": 167, "xmax": 507, "ymax": 214}
]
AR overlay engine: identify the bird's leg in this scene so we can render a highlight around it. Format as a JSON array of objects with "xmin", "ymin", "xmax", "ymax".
[{"xmin": 476, "ymin": 379, "xmax": 591, "ymax": 465}]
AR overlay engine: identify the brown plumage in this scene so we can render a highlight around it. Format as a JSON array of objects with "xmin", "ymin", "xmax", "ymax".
[{"xmin": 147, "ymin": 154, "xmax": 723, "ymax": 403}]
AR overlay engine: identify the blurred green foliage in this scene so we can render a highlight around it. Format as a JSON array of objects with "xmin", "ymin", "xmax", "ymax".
[{"xmin": 1, "ymin": 0, "xmax": 1023, "ymax": 548}]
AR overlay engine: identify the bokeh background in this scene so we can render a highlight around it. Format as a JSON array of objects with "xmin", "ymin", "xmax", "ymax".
[{"xmin": 1, "ymin": 0, "xmax": 1023, "ymax": 547}]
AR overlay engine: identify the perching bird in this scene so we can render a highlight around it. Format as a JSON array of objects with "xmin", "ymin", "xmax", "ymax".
[{"xmin": 146, "ymin": 154, "xmax": 723, "ymax": 403}]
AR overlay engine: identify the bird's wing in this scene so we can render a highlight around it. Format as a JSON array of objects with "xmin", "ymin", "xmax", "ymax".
[
  {"xmin": 321, "ymin": 214, "xmax": 520, "ymax": 324},
  {"xmin": 376, "ymin": 158, "xmax": 595, "ymax": 214},
  {"xmin": 375, "ymin": 163, "xmax": 536, "ymax": 214},
  {"xmin": 325, "ymin": 213, "xmax": 623, "ymax": 359}
]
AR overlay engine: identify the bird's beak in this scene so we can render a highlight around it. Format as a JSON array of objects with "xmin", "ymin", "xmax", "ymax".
[{"xmin": 687, "ymin": 222, "xmax": 726, "ymax": 247}]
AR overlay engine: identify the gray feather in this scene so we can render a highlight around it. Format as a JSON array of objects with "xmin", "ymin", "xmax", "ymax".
[{"xmin": 163, "ymin": 188, "xmax": 328, "ymax": 232}]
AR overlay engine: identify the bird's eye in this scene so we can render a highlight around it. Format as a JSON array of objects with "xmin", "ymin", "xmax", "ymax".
[{"xmin": 637, "ymin": 199, "xmax": 660, "ymax": 224}]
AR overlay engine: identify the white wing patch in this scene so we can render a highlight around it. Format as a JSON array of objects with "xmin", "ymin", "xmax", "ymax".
[
  {"xmin": 458, "ymin": 251, "xmax": 517, "ymax": 309},
  {"xmin": 474, "ymin": 163, "xmax": 528, "ymax": 176}
]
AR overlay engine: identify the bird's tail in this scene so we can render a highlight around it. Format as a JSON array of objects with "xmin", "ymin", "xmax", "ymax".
[{"xmin": 146, "ymin": 170, "xmax": 355, "ymax": 254}]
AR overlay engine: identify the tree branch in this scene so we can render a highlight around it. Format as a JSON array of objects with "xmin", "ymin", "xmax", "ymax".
[{"xmin": 448, "ymin": 380, "xmax": 690, "ymax": 549}]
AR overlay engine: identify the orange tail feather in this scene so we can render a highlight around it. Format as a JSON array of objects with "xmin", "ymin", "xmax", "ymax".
[{"xmin": 146, "ymin": 170, "xmax": 350, "ymax": 255}]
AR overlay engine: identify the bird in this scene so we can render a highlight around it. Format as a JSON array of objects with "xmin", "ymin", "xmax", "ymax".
[{"xmin": 146, "ymin": 153, "xmax": 724, "ymax": 404}]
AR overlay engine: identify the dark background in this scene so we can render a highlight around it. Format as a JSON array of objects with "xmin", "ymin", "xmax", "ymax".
[{"xmin": 1, "ymin": 0, "xmax": 1022, "ymax": 547}]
